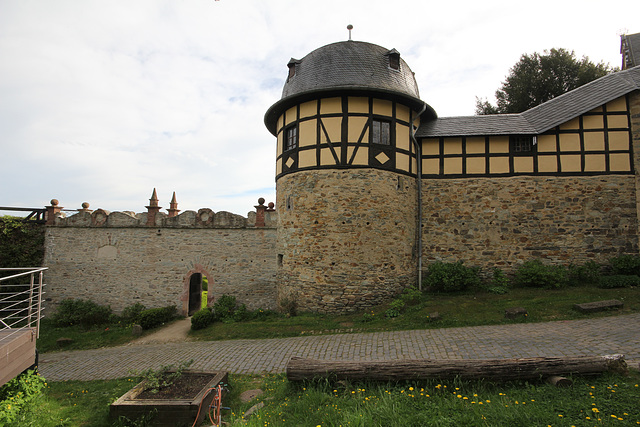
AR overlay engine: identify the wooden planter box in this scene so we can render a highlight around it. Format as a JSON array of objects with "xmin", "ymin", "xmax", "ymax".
[{"xmin": 110, "ymin": 370, "xmax": 229, "ymax": 427}]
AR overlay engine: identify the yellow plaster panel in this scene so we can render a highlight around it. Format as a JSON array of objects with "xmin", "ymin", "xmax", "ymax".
[
  {"xmin": 277, "ymin": 115, "xmax": 283, "ymax": 130},
  {"xmin": 559, "ymin": 133, "xmax": 581, "ymax": 152},
  {"xmin": 348, "ymin": 116, "xmax": 369, "ymax": 142},
  {"xmin": 320, "ymin": 117, "xmax": 342, "ymax": 143},
  {"xmin": 396, "ymin": 153, "xmax": 410, "ymax": 172},
  {"xmin": 349, "ymin": 146, "xmax": 368, "ymax": 165},
  {"xmin": 444, "ymin": 157, "xmax": 462, "ymax": 174},
  {"xmin": 588, "ymin": 105, "xmax": 603, "ymax": 113},
  {"xmin": 607, "ymin": 97, "xmax": 627, "ymax": 112},
  {"xmin": 396, "ymin": 124, "xmax": 410, "ymax": 151},
  {"xmin": 373, "ymin": 99, "xmax": 393, "ymax": 116},
  {"xmin": 514, "ymin": 157, "xmax": 534, "ymax": 173},
  {"xmin": 538, "ymin": 155, "xmax": 557, "ymax": 172},
  {"xmin": 610, "ymin": 153, "xmax": 631, "ymax": 171},
  {"xmin": 583, "ymin": 115, "xmax": 603, "ymax": 129},
  {"xmin": 348, "ymin": 97, "xmax": 369, "ymax": 114},
  {"xmin": 320, "ymin": 97, "xmax": 342, "ymax": 115},
  {"xmin": 299, "ymin": 120, "xmax": 317, "ymax": 148},
  {"xmin": 299, "ymin": 100, "xmax": 317, "ymax": 119},
  {"xmin": 422, "ymin": 139, "xmax": 439, "ymax": 155},
  {"xmin": 537, "ymin": 134, "xmax": 556, "ymax": 152},
  {"xmin": 466, "ymin": 137, "xmax": 485, "ymax": 154},
  {"xmin": 320, "ymin": 147, "xmax": 338, "ymax": 166},
  {"xmin": 583, "ymin": 132, "xmax": 605, "ymax": 151},
  {"xmin": 607, "ymin": 115, "xmax": 629, "ymax": 129},
  {"xmin": 608, "ymin": 131, "xmax": 630, "ymax": 151},
  {"xmin": 396, "ymin": 104, "xmax": 410, "ymax": 122},
  {"xmin": 285, "ymin": 106, "xmax": 297, "ymax": 125},
  {"xmin": 276, "ymin": 158, "xmax": 282, "ymax": 175},
  {"xmin": 490, "ymin": 157, "xmax": 509, "ymax": 174},
  {"xmin": 277, "ymin": 131, "xmax": 283, "ymax": 156},
  {"xmin": 412, "ymin": 157, "xmax": 417, "ymax": 173},
  {"xmin": 560, "ymin": 155, "xmax": 581, "ymax": 172},
  {"xmin": 489, "ymin": 136, "xmax": 509, "ymax": 153},
  {"xmin": 466, "ymin": 157, "xmax": 485, "ymax": 174},
  {"xmin": 422, "ymin": 158, "xmax": 440, "ymax": 174},
  {"xmin": 444, "ymin": 138, "xmax": 462, "ymax": 154},
  {"xmin": 584, "ymin": 154, "xmax": 606, "ymax": 172},
  {"xmin": 298, "ymin": 149, "xmax": 316, "ymax": 168},
  {"xmin": 559, "ymin": 118, "xmax": 579, "ymax": 130}
]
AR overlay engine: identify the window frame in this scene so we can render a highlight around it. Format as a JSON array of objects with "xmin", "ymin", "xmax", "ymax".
[
  {"xmin": 510, "ymin": 135, "xmax": 536, "ymax": 154},
  {"xmin": 371, "ymin": 119, "xmax": 391, "ymax": 146},
  {"xmin": 284, "ymin": 124, "xmax": 298, "ymax": 152}
]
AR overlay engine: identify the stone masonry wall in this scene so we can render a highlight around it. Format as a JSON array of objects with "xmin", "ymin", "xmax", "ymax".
[{"xmin": 421, "ymin": 175, "xmax": 638, "ymax": 271}]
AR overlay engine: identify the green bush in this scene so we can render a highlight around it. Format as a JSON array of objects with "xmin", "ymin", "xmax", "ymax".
[
  {"xmin": 0, "ymin": 370, "xmax": 46, "ymax": 425},
  {"xmin": 568, "ymin": 260, "xmax": 601, "ymax": 286},
  {"xmin": 190, "ymin": 307, "xmax": 215, "ymax": 330},
  {"xmin": 120, "ymin": 302, "xmax": 146, "ymax": 324},
  {"xmin": 513, "ymin": 260, "xmax": 569, "ymax": 289},
  {"xmin": 598, "ymin": 274, "xmax": 640, "ymax": 289},
  {"xmin": 385, "ymin": 299, "xmax": 405, "ymax": 318},
  {"xmin": 233, "ymin": 304, "xmax": 249, "ymax": 322},
  {"xmin": 610, "ymin": 254, "xmax": 640, "ymax": 276},
  {"xmin": 139, "ymin": 305, "xmax": 177, "ymax": 330},
  {"xmin": 423, "ymin": 261, "xmax": 481, "ymax": 292},
  {"xmin": 278, "ymin": 294, "xmax": 298, "ymax": 317},
  {"xmin": 213, "ymin": 295, "xmax": 238, "ymax": 321},
  {"xmin": 51, "ymin": 299, "xmax": 112, "ymax": 328},
  {"xmin": 399, "ymin": 286, "xmax": 422, "ymax": 305},
  {"xmin": 0, "ymin": 216, "xmax": 45, "ymax": 268},
  {"xmin": 483, "ymin": 267, "xmax": 510, "ymax": 294},
  {"xmin": 250, "ymin": 308, "xmax": 277, "ymax": 321}
]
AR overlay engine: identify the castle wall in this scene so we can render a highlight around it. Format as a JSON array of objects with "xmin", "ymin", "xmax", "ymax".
[{"xmin": 43, "ymin": 209, "xmax": 277, "ymax": 315}]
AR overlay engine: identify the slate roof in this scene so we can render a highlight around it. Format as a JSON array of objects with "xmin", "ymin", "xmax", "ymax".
[
  {"xmin": 621, "ymin": 33, "xmax": 640, "ymax": 69},
  {"xmin": 417, "ymin": 65, "xmax": 640, "ymax": 138},
  {"xmin": 265, "ymin": 41, "xmax": 436, "ymax": 135}
]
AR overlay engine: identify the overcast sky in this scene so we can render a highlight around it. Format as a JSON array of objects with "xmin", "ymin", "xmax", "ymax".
[{"xmin": 1, "ymin": 0, "xmax": 638, "ymax": 217}]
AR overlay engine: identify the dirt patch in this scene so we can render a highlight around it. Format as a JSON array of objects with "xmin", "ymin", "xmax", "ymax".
[
  {"xmin": 130, "ymin": 317, "xmax": 192, "ymax": 345},
  {"xmin": 136, "ymin": 373, "xmax": 216, "ymax": 400}
]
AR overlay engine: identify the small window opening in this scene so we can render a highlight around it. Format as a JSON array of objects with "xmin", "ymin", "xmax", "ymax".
[
  {"xmin": 285, "ymin": 125, "xmax": 298, "ymax": 151},
  {"xmin": 277, "ymin": 254, "xmax": 283, "ymax": 267},
  {"xmin": 510, "ymin": 135, "xmax": 535, "ymax": 153},
  {"xmin": 372, "ymin": 119, "xmax": 391, "ymax": 145}
]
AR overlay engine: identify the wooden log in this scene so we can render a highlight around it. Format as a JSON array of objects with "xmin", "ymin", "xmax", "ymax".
[
  {"xmin": 546, "ymin": 375, "xmax": 572, "ymax": 387},
  {"xmin": 286, "ymin": 355, "xmax": 627, "ymax": 382}
]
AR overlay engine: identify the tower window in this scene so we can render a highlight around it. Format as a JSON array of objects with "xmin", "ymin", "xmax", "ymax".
[
  {"xmin": 510, "ymin": 135, "xmax": 535, "ymax": 153},
  {"xmin": 285, "ymin": 125, "xmax": 298, "ymax": 151},
  {"xmin": 372, "ymin": 119, "xmax": 390, "ymax": 145}
]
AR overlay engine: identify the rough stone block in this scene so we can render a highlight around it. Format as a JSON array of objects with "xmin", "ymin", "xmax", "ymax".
[
  {"xmin": 505, "ymin": 307, "xmax": 528, "ymax": 319},
  {"xmin": 573, "ymin": 299, "xmax": 623, "ymax": 313}
]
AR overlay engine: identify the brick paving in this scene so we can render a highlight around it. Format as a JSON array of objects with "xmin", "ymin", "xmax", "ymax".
[{"xmin": 38, "ymin": 314, "xmax": 640, "ymax": 381}]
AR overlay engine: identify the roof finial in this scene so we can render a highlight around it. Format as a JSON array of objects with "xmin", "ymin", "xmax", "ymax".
[{"xmin": 347, "ymin": 24, "xmax": 353, "ymax": 41}]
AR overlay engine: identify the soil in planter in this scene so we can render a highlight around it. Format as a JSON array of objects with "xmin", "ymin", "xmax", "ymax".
[{"xmin": 136, "ymin": 373, "xmax": 216, "ymax": 400}]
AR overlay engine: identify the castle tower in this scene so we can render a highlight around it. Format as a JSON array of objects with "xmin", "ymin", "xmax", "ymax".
[{"xmin": 265, "ymin": 40, "xmax": 436, "ymax": 313}]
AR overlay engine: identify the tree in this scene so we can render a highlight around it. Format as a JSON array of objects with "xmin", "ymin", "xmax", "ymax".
[{"xmin": 475, "ymin": 48, "xmax": 617, "ymax": 115}]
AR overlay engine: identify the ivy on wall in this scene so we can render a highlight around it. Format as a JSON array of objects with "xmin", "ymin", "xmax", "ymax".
[{"xmin": 0, "ymin": 217, "xmax": 45, "ymax": 268}]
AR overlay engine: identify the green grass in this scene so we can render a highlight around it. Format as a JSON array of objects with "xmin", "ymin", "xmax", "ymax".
[{"xmin": 189, "ymin": 285, "xmax": 640, "ymax": 341}]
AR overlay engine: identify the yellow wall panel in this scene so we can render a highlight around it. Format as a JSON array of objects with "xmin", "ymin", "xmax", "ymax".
[
  {"xmin": 608, "ymin": 131, "xmax": 630, "ymax": 150},
  {"xmin": 588, "ymin": 105, "xmax": 603, "ymax": 113},
  {"xmin": 444, "ymin": 157, "xmax": 462, "ymax": 174},
  {"xmin": 396, "ymin": 124, "xmax": 410, "ymax": 151},
  {"xmin": 373, "ymin": 99, "xmax": 393, "ymax": 116},
  {"xmin": 285, "ymin": 106, "xmax": 297, "ymax": 124},
  {"xmin": 610, "ymin": 153, "xmax": 631, "ymax": 171},
  {"xmin": 489, "ymin": 136, "xmax": 509, "ymax": 153},
  {"xmin": 583, "ymin": 132, "xmax": 605, "ymax": 151},
  {"xmin": 537, "ymin": 134, "xmax": 556, "ymax": 152},
  {"xmin": 396, "ymin": 153, "xmax": 410, "ymax": 172},
  {"xmin": 466, "ymin": 137, "xmax": 485, "ymax": 154},
  {"xmin": 277, "ymin": 131, "xmax": 283, "ymax": 156},
  {"xmin": 583, "ymin": 115, "xmax": 603, "ymax": 129},
  {"xmin": 320, "ymin": 98, "xmax": 342, "ymax": 115},
  {"xmin": 559, "ymin": 118, "xmax": 579, "ymax": 130},
  {"xmin": 298, "ymin": 149, "xmax": 316, "ymax": 168},
  {"xmin": 584, "ymin": 154, "xmax": 606, "ymax": 172},
  {"xmin": 276, "ymin": 158, "xmax": 282, "ymax": 175},
  {"xmin": 538, "ymin": 155, "xmax": 557, "ymax": 172},
  {"xmin": 349, "ymin": 146, "xmax": 368, "ymax": 165},
  {"xmin": 559, "ymin": 133, "xmax": 581, "ymax": 151},
  {"xmin": 299, "ymin": 100, "xmax": 317, "ymax": 119},
  {"xmin": 299, "ymin": 120, "xmax": 317, "ymax": 147},
  {"xmin": 320, "ymin": 147, "xmax": 338, "ymax": 165},
  {"xmin": 348, "ymin": 117, "xmax": 368, "ymax": 142},
  {"xmin": 422, "ymin": 158, "xmax": 440, "ymax": 174},
  {"xmin": 514, "ymin": 157, "xmax": 534, "ymax": 173},
  {"xmin": 490, "ymin": 157, "xmax": 509, "ymax": 173},
  {"xmin": 321, "ymin": 117, "xmax": 342, "ymax": 143},
  {"xmin": 444, "ymin": 138, "xmax": 462, "ymax": 154},
  {"xmin": 607, "ymin": 115, "xmax": 629, "ymax": 129},
  {"xmin": 277, "ymin": 115, "xmax": 283, "ymax": 131},
  {"xmin": 560, "ymin": 155, "xmax": 581, "ymax": 172},
  {"xmin": 396, "ymin": 104, "xmax": 410, "ymax": 122},
  {"xmin": 607, "ymin": 97, "xmax": 627, "ymax": 112},
  {"xmin": 422, "ymin": 139, "xmax": 439, "ymax": 155},
  {"xmin": 466, "ymin": 157, "xmax": 485, "ymax": 174},
  {"xmin": 348, "ymin": 97, "xmax": 368, "ymax": 113}
]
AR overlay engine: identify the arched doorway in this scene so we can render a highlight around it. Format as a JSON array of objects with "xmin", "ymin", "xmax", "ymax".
[{"xmin": 188, "ymin": 273, "xmax": 202, "ymax": 316}]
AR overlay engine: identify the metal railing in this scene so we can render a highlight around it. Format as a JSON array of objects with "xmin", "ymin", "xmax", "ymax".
[{"xmin": 0, "ymin": 267, "xmax": 47, "ymax": 341}]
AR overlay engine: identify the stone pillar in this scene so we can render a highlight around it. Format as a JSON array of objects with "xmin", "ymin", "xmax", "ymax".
[
  {"xmin": 167, "ymin": 192, "xmax": 180, "ymax": 218},
  {"xmin": 45, "ymin": 199, "xmax": 63, "ymax": 225},
  {"xmin": 145, "ymin": 188, "xmax": 162, "ymax": 226},
  {"xmin": 255, "ymin": 197, "xmax": 266, "ymax": 227}
]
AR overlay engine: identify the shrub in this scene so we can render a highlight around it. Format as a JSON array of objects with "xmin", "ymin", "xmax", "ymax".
[
  {"xmin": 51, "ymin": 298, "xmax": 112, "ymax": 328},
  {"xmin": 598, "ymin": 274, "xmax": 640, "ymax": 289},
  {"xmin": 233, "ymin": 304, "xmax": 249, "ymax": 322},
  {"xmin": 0, "ymin": 370, "xmax": 46, "ymax": 425},
  {"xmin": 610, "ymin": 254, "xmax": 640, "ymax": 276},
  {"xmin": 120, "ymin": 302, "xmax": 146, "ymax": 324},
  {"xmin": 483, "ymin": 267, "xmax": 510, "ymax": 294},
  {"xmin": 399, "ymin": 286, "xmax": 422, "ymax": 305},
  {"xmin": 513, "ymin": 260, "xmax": 569, "ymax": 289},
  {"xmin": 423, "ymin": 261, "xmax": 481, "ymax": 292},
  {"xmin": 568, "ymin": 260, "xmax": 601, "ymax": 286},
  {"xmin": 139, "ymin": 305, "xmax": 177, "ymax": 330},
  {"xmin": 190, "ymin": 307, "xmax": 215, "ymax": 330},
  {"xmin": 250, "ymin": 308, "xmax": 277, "ymax": 321},
  {"xmin": 385, "ymin": 299, "xmax": 405, "ymax": 318},
  {"xmin": 213, "ymin": 295, "xmax": 238, "ymax": 321},
  {"xmin": 278, "ymin": 294, "xmax": 298, "ymax": 317}
]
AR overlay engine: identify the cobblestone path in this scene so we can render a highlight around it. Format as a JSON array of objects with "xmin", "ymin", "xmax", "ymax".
[{"xmin": 39, "ymin": 313, "xmax": 640, "ymax": 381}]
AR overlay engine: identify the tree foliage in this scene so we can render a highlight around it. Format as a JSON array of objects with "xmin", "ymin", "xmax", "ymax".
[
  {"xmin": 476, "ymin": 48, "xmax": 616, "ymax": 115},
  {"xmin": 0, "ymin": 216, "xmax": 45, "ymax": 268}
]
